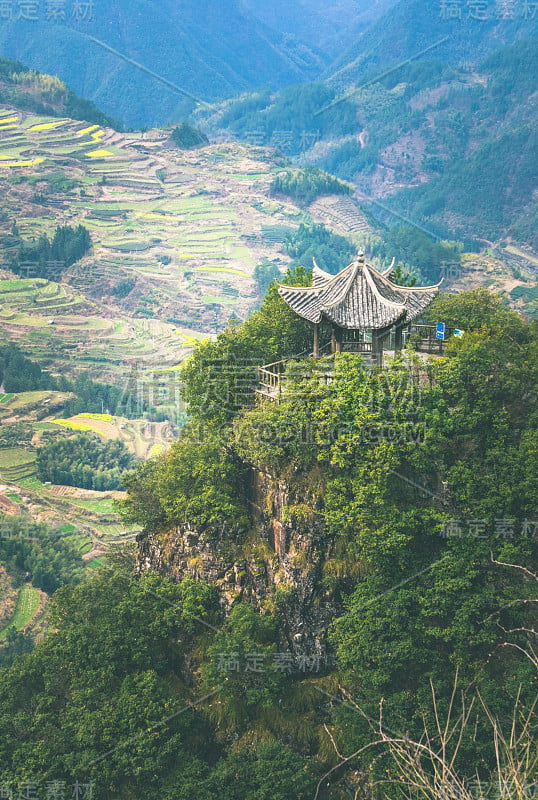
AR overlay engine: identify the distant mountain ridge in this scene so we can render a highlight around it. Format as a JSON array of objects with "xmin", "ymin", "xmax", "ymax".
[
  {"xmin": 326, "ymin": 0, "xmax": 538, "ymax": 87},
  {"xmin": 201, "ymin": 33, "xmax": 538, "ymax": 253},
  {"xmin": 0, "ymin": 0, "xmax": 332, "ymax": 128},
  {"xmin": 239, "ymin": 0, "xmax": 394, "ymax": 56}
]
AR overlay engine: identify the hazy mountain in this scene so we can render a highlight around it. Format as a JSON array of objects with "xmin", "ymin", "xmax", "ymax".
[
  {"xmin": 0, "ymin": 0, "xmax": 328, "ymax": 128},
  {"xmin": 202, "ymin": 35, "xmax": 538, "ymax": 251},
  {"xmin": 326, "ymin": 0, "xmax": 538, "ymax": 87},
  {"xmin": 239, "ymin": 0, "xmax": 394, "ymax": 56}
]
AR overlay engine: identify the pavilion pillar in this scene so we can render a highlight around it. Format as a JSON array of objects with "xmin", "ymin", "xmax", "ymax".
[
  {"xmin": 371, "ymin": 330, "xmax": 382, "ymax": 366},
  {"xmin": 313, "ymin": 323, "xmax": 319, "ymax": 359},
  {"xmin": 331, "ymin": 324, "xmax": 342, "ymax": 354},
  {"xmin": 372, "ymin": 325, "xmax": 391, "ymax": 366},
  {"xmin": 395, "ymin": 324, "xmax": 403, "ymax": 351}
]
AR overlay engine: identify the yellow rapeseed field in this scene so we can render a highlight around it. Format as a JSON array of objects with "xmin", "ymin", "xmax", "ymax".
[
  {"xmin": 28, "ymin": 120, "xmax": 68, "ymax": 131},
  {"xmin": 86, "ymin": 149, "xmax": 114, "ymax": 158}
]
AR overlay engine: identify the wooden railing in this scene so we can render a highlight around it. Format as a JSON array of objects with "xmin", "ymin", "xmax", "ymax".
[
  {"xmin": 407, "ymin": 324, "xmax": 455, "ymax": 354},
  {"xmin": 256, "ymin": 326, "xmax": 454, "ymax": 400},
  {"xmin": 256, "ymin": 356, "xmax": 336, "ymax": 400},
  {"xmin": 257, "ymin": 361, "xmax": 284, "ymax": 399},
  {"xmin": 341, "ymin": 341, "xmax": 372, "ymax": 353}
]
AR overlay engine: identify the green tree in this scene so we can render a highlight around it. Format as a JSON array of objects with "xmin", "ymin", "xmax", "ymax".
[{"xmin": 171, "ymin": 122, "xmax": 209, "ymax": 149}]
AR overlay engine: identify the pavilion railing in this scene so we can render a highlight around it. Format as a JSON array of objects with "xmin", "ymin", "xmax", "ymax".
[
  {"xmin": 256, "ymin": 355, "xmax": 337, "ymax": 400},
  {"xmin": 256, "ymin": 325, "xmax": 454, "ymax": 400},
  {"xmin": 257, "ymin": 361, "xmax": 284, "ymax": 399},
  {"xmin": 406, "ymin": 324, "xmax": 455, "ymax": 354},
  {"xmin": 341, "ymin": 341, "xmax": 372, "ymax": 353}
]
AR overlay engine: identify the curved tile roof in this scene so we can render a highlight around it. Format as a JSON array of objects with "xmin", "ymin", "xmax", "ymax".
[{"xmin": 278, "ymin": 255, "xmax": 441, "ymax": 330}]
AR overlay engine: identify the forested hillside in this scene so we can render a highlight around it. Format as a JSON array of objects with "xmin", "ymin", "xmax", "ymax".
[
  {"xmin": 0, "ymin": 58, "xmax": 117, "ymax": 127},
  {"xmin": 240, "ymin": 0, "xmax": 393, "ymax": 56},
  {"xmin": 0, "ymin": 0, "xmax": 326, "ymax": 128},
  {"xmin": 327, "ymin": 0, "xmax": 538, "ymax": 85},
  {"xmin": 204, "ymin": 37, "xmax": 538, "ymax": 250},
  {"xmin": 0, "ymin": 23, "xmax": 536, "ymax": 799},
  {"xmin": 1, "ymin": 282, "xmax": 535, "ymax": 799}
]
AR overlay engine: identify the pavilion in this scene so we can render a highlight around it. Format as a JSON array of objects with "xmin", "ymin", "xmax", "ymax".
[{"xmin": 277, "ymin": 253, "xmax": 442, "ymax": 364}]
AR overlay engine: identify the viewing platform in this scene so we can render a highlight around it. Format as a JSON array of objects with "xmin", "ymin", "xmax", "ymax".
[
  {"xmin": 256, "ymin": 254, "xmax": 451, "ymax": 401},
  {"xmin": 255, "ymin": 324, "xmax": 454, "ymax": 402}
]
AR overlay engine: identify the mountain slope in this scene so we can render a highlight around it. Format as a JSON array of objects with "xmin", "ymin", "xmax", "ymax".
[
  {"xmin": 203, "ymin": 36, "xmax": 538, "ymax": 257},
  {"xmin": 326, "ymin": 0, "xmax": 538, "ymax": 88},
  {"xmin": 387, "ymin": 41, "xmax": 538, "ymax": 246},
  {"xmin": 0, "ymin": 57, "xmax": 118, "ymax": 128},
  {"xmin": 239, "ymin": 0, "xmax": 394, "ymax": 56},
  {"xmin": 0, "ymin": 0, "xmax": 325, "ymax": 128}
]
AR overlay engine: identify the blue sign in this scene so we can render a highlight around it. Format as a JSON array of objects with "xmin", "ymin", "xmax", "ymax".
[{"xmin": 436, "ymin": 322, "xmax": 445, "ymax": 340}]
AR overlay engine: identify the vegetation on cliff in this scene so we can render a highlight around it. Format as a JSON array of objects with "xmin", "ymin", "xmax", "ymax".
[{"xmin": 0, "ymin": 284, "xmax": 536, "ymax": 798}]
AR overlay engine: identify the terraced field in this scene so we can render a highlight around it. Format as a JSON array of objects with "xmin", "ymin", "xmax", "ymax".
[
  {"xmin": 51, "ymin": 413, "xmax": 178, "ymax": 458},
  {"xmin": 0, "ymin": 107, "xmax": 321, "ymax": 340},
  {"xmin": 0, "ymin": 584, "xmax": 41, "ymax": 641},
  {"xmin": 0, "ymin": 448, "xmax": 36, "ymax": 482},
  {"xmin": 0, "ymin": 106, "xmax": 345, "ymax": 383},
  {"xmin": 0, "ymin": 279, "xmax": 189, "ymax": 384},
  {"xmin": 0, "ymin": 371, "xmax": 179, "ymax": 563}
]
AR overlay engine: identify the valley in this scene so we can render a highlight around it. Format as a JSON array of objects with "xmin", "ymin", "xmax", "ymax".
[
  {"xmin": 0, "ymin": 15, "xmax": 535, "ymax": 794},
  {"xmin": 0, "ymin": 90, "xmax": 535, "ymax": 603}
]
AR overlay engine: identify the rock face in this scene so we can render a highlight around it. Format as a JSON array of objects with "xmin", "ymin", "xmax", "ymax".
[{"xmin": 137, "ymin": 467, "xmax": 339, "ymax": 656}]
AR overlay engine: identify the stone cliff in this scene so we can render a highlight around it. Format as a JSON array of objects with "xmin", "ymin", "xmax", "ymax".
[{"xmin": 137, "ymin": 467, "xmax": 344, "ymax": 657}]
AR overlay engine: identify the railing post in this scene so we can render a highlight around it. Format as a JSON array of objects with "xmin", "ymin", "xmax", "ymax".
[{"xmin": 313, "ymin": 323, "xmax": 319, "ymax": 359}]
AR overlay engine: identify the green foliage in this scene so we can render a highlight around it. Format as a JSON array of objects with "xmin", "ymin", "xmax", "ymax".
[
  {"xmin": 0, "ymin": 57, "xmax": 119, "ymax": 128},
  {"xmin": 0, "ymin": 343, "xmax": 154, "ymax": 417},
  {"xmin": 270, "ymin": 166, "xmax": 352, "ymax": 205},
  {"xmin": 28, "ymin": 171, "xmax": 78, "ymax": 194},
  {"xmin": 2, "ymin": 289, "xmax": 537, "ymax": 797},
  {"xmin": 202, "ymin": 604, "xmax": 284, "ymax": 720},
  {"xmin": 371, "ymin": 225, "xmax": 461, "ymax": 284},
  {"xmin": 391, "ymin": 262, "xmax": 417, "ymax": 286},
  {"xmin": 59, "ymin": 368, "xmax": 155, "ymax": 420},
  {"xmin": 180, "ymin": 266, "xmax": 312, "ymax": 425},
  {"xmin": 422, "ymin": 287, "xmax": 523, "ymax": 331},
  {"xmin": 253, "ymin": 258, "xmax": 281, "ymax": 296},
  {"xmin": 283, "ymin": 222, "xmax": 356, "ymax": 274},
  {"xmin": 216, "ymin": 82, "xmax": 357, "ymax": 153},
  {"xmin": 232, "ymin": 359, "xmax": 331, "ymax": 474},
  {"xmin": 36, "ymin": 433, "xmax": 137, "ymax": 491},
  {"xmin": 8, "ymin": 224, "xmax": 92, "ymax": 279},
  {"xmin": 385, "ymin": 40, "xmax": 538, "ymax": 247},
  {"xmin": 189, "ymin": 743, "xmax": 316, "ymax": 800},
  {"xmin": 0, "ymin": 518, "xmax": 85, "ymax": 594},
  {"xmin": 119, "ymin": 458, "xmax": 169, "ymax": 531},
  {"xmin": 171, "ymin": 122, "xmax": 209, "ymax": 149},
  {"xmin": 0, "ymin": 566, "xmax": 222, "ymax": 795},
  {"xmin": 156, "ymin": 430, "xmax": 249, "ymax": 530},
  {"xmin": 120, "ymin": 426, "xmax": 249, "ymax": 532},
  {"xmin": 0, "ymin": 343, "xmax": 56, "ymax": 393},
  {"xmin": 0, "ymin": 423, "xmax": 33, "ymax": 448},
  {"xmin": 0, "ymin": 561, "xmax": 319, "ymax": 798},
  {"xmin": 0, "ymin": 629, "xmax": 34, "ymax": 668},
  {"xmin": 111, "ymin": 277, "xmax": 136, "ymax": 298}
]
